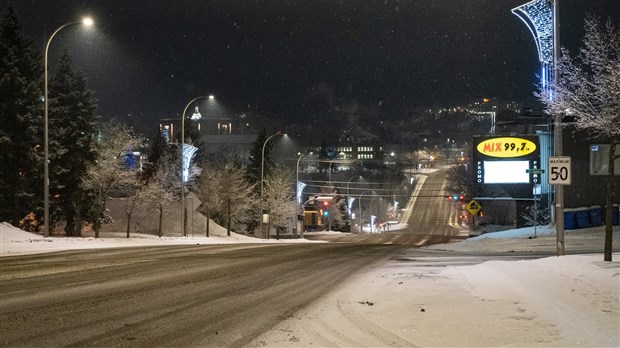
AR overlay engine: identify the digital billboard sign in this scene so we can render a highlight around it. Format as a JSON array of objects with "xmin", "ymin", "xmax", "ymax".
[{"xmin": 473, "ymin": 135, "xmax": 541, "ymax": 198}]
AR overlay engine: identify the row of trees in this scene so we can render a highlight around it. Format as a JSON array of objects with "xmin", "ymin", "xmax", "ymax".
[
  {"xmin": 0, "ymin": 7, "xmax": 104, "ymax": 235},
  {"xmin": 0, "ymin": 6, "xmax": 302, "ymax": 238}
]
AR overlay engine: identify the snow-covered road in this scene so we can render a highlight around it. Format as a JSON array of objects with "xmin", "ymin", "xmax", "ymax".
[{"xmin": 2, "ymin": 222, "xmax": 619, "ymax": 347}]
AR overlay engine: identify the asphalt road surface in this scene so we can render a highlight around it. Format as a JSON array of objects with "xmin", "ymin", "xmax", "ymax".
[
  {"xmin": 305, "ymin": 169, "xmax": 467, "ymax": 245},
  {"xmin": 0, "ymin": 170, "xmax": 469, "ymax": 347},
  {"xmin": 1, "ymin": 243, "xmax": 419, "ymax": 347}
]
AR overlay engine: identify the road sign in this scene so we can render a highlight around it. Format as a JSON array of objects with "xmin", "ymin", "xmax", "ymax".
[
  {"xmin": 465, "ymin": 200, "xmax": 481, "ymax": 215},
  {"xmin": 548, "ymin": 156, "xmax": 571, "ymax": 185},
  {"xmin": 526, "ymin": 168, "xmax": 545, "ymax": 174}
]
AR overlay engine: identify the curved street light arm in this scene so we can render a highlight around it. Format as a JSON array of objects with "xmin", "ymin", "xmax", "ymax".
[
  {"xmin": 180, "ymin": 95, "xmax": 211, "ymax": 237},
  {"xmin": 44, "ymin": 19, "xmax": 93, "ymax": 237},
  {"xmin": 259, "ymin": 131, "xmax": 282, "ymax": 239}
]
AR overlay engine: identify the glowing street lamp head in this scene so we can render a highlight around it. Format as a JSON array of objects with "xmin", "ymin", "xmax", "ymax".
[
  {"xmin": 208, "ymin": 95, "xmax": 215, "ymax": 100},
  {"xmin": 82, "ymin": 17, "xmax": 94, "ymax": 27}
]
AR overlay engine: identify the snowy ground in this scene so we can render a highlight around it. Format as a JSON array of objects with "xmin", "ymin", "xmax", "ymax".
[{"xmin": 1, "ymin": 222, "xmax": 619, "ymax": 347}]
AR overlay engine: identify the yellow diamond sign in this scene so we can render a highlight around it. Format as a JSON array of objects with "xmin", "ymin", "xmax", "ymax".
[{"xmin": 466, "ymin": 200, "xmax": 481, "ymax": 215}]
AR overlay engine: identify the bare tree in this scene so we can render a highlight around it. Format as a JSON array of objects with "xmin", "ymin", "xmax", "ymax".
[
  {"xmin": 141, "ymin": 151, "xmax": 179, "ymax": 237},
  {"xmin": 124, "ymin": 185, "xmax": 146, "ymax": 238},
  {"xmin": 83, "ymin": 121, "xmax": 141, "ymax": 238},
  {"xmin": 263, "ymin": 167, "xmax": 297, "ymax": 238},
  {"xmin": 195, "ymin": 165, "xmax": 223, "ymax": 237},
  {"xmin": 195, "ymin": 161, "xmax": 255, "ymax": 236},
  {"xmin": 220, "ymin": 163, "xmax": 255, "ymax": 235},
  {"xmin": 536, "ymin": 17, "xmax": 619, "ymax": 261}
]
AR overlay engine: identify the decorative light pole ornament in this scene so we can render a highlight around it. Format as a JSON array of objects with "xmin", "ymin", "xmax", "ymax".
[
  {"xmin": 512, "ymin": 0, "xmax": 565, "ymax": 256},
  {"xmin": 182, "ymin": 144, "xmax": 198, "ymax": 183},
  {"xmin": 511, "ymin": 0, "xmax": 554, "ymax": 91}
]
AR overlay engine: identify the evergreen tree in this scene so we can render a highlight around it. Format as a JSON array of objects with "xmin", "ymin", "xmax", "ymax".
[
  {"xmin": 245, "ymin": 129, "xmax": 276, "ymax": 190},
  {"xmin": 142, "ymin": 127, "xmax": 167, "ymax": 184},
  {"xmin": 246, "ymin": 129, "xmax": 281, "ymax": 234},
  {"xmin": 185, "ymin": 118, "xmax": 207, "ymax": 163},
  {"xmin": 48, "ymin": 51, "xmax": 98, "ymax": 235},
  {"xmin": 331, "ymin": 194, "xmax": 351, "ymax": 232},
  {"xmin": 0, "ymin": 6, "xmax": 44, "ymax": 229}
]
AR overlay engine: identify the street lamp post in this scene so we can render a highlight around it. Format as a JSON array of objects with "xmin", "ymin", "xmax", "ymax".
[
  {"xmin": 296, "ymin": 153, "xmax": 305, "ymax": 204},
  {"xmin": 511, "ymin": 0, "xmax": 562, "ymax": 256},
  {"xmin": 346, "ymin": 175, "xmax": 361, "ymax": 215},
  {"xmin": 260, "ymin": 131, "xmax": 284, "ymax": 239},
  {"xmin": 328, "ymin": 160, "xmax": 335, "ymax": 191},
  {"xmin": 295, "ymin": 153, "xmax": 305, "ymax": 238},
  {"xmin": 180, "ymin": 95, "xmax": 213, "ymax": 237},
  {"xmin": 44, "ymin": 17, "xmax": 93, "ymax": 237},
  {"xmin": 359, "ymin": 190, "xmax": 370, "ymax": 233},
  {"xmin": 370, "ymin": 197, "xmax": 376, "ymax": 233}
]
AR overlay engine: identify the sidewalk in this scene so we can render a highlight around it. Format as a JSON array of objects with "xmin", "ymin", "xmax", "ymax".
[{"xmin": 247, "ymin": 227, "xmax": 620, "ymax": 347}]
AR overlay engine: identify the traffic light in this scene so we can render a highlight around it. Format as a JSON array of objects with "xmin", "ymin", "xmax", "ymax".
[
  {"xmin": 447, "ymin": 194, "xmax": 465, "ymax": 202},
  {"xmin": 323, "ymin": 209, "xmax": 329, "ymax": 217},
  {"xmin": 323, "ymin": 201, "xmax": 329, "ymax": 208}
]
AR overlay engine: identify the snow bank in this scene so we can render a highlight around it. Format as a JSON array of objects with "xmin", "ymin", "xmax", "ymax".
[
  {"xmin": 0, "ymin": 222, "xmax": 315, "ymax": 256},
  {"xmin": 249, "ymin": 252, "xmax": 619, "ymax": 347}
]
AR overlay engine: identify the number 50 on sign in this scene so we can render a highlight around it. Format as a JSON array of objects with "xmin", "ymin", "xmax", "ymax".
[{"xmin": 548, "ymin": 156, "xmax": 571, "ymax": 185}]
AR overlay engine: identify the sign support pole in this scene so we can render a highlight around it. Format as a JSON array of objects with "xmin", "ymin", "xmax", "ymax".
[{"xmin": 552, "ymin": 0, "xmax": 564, "ymax": 256}]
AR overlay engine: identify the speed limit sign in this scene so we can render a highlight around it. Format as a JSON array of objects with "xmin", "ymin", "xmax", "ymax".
[{"xmin": 548, "ymin": 156, "xmax": 571, "ymax": 185}]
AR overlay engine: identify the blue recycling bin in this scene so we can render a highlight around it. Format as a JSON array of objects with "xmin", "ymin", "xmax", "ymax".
[
  {"xmin": 574, "ymin": 208, "xmax": 589, "ymax": 229},
  {"xmin": 564, "ymin": 209, "xmax": 576, "ymax": 230},
  {"xmin": 588, "ymin": 206, "xmax": 603, "ymax": 227},
  {"xmin": 612, "ymin": 204, "xmax": 619, "ymax": 226}
]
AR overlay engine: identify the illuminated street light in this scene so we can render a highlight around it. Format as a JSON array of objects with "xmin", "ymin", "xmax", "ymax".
[
  {"xmin": 260, "ymin": 131, "xmax": 286, "ymax": 239},
  {"xmin": 512, "ymin": 0, "xmax": 563, "ymax": 255},
  {"xmin": 44, "ymin": 17, "xmax": 94, "ymax": 237},
  {"xmin": 181, "ymin": 95, "xmax": 212, "ymax": 237}
]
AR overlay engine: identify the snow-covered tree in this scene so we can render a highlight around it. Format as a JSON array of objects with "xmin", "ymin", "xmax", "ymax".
[
  {"xmin": 263, "ymin": 167, "xmax": 297, "ymax": 238},
  {"xmin": 220, "ymin": 162, "xmax": 256, "ymax": 234},
  {"xmin": 48, "ymin": 50, "xmax": 98, "ymax": 236},
  {"xmin": 0, "ymin": 6, "xmax": 44, "ymax": 229},
  {"xmin": 521, "ymin": 201, "xmax": 551, "ymax": 227},
  {"xmin": 196, "ymin": 161, "xmax": 255, "ymax": 236},
  {"xmin": 82, "ymin": 121, "xmax": 140, "ymax": 237},
  {"xmin": 330, "ymin": 194, "xmax": 351, "ymax": 232},
  {"xmin": 536, "ymin": 16, "xmax": 619, "ymax": 261},
  {"xmin": 141, "ymin": 150, "xmax": 179, "ymax": 237},
  {"xmin": 195, "ymin": 164, "xmax": 223, "ymax": 237}
]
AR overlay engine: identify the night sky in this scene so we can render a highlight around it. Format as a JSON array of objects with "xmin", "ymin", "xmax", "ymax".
[{"xmin": 3, "ymin": 0, "xmax": 619, "ymax": 130}]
